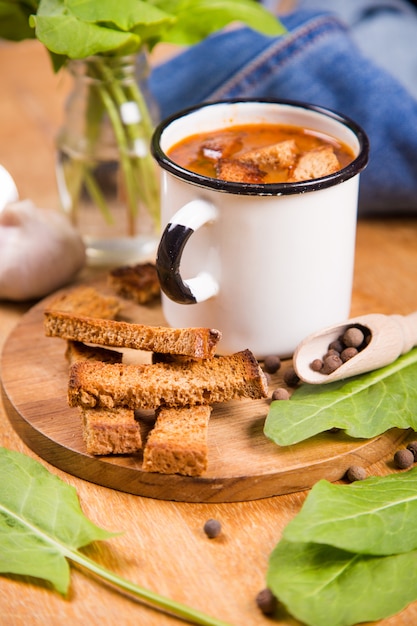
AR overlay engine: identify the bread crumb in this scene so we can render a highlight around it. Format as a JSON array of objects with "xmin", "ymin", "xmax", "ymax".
[
  {"xmin": 81, "ymin": 407, "xmax": 142, "ymax": 455},
  {"xmin": 239, "ymin": 139, "xmax": 297, "ymax": 168},
  {"xmin": 108, "ymin": 262, "xmax": 160, "ymax": 304},
  {"xmin": 48, "ymin": 286, "xmax": 121, "ymax": 319},
  {"xmin": 288, "ymin": 146, "xmax": 340, "ymax": 182},
  {"xmin": 216, "ymin": 158, "xmax": 266, "ymax": 183},
  {"xmin": 143, "ymin": 406, "xmax": 211, "ymax": 476}
]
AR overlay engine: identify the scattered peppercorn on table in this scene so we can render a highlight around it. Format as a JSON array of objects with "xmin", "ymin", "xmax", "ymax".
[{"xmin": 1, "ymin": 39, "xmax": 417, "ymax": 626}]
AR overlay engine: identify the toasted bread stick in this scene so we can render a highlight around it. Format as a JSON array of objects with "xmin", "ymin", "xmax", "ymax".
[
  {"xmin": 143, "ymin": 405, "xmax": 212, "ymax": 476},
  {"xmin": 44, "ymin": 310, "xmax": 221, "ymax": 359},
  {"xmin": 68, "ymin": 349, "xmax": 268, "ymax": 410}
]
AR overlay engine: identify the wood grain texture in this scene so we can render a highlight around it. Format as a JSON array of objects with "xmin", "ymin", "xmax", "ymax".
[
  {"xmin": 1, "ymin": 280, "xmax": 409, "ymax": 502},
  {"xmin": 1, "ymin": 38, "xmax": 417, "ymax": 626}
]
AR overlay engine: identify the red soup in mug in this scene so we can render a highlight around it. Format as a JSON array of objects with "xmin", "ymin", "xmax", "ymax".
[{"xmin": 167, "ymin": 123, "xmax": 355, "ymax": 185}]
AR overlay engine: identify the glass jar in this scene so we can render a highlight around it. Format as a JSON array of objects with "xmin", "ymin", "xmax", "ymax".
[{"xmin": 56, "ymin": 53, "xmax": 160, "ymax": 266}]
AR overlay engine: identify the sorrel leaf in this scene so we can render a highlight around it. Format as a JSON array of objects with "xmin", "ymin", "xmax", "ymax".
[
  {"xmin": 156, "ymin": 0, "xmax": 285, "ymax": 45},
  {"xmin": 0, "ymin": 448, "xmax": 231, "ymax": 626},
  {"xmin": 26, "ymin": 0, "xmax": 283, "ymax": 63},
  {"xmin": 69, "ymin": 0, "xmax": 172, "ymax": 34},
  {"xmin": 265, "ymin": 347, "xmax": 417, "ymax": 446},
  {"xmin": 31, "ymin": 14, "xmax": 142, "ymax": 58},
  {"xmin": 283, "ymin": 468, "xmax": 417, "ymax": 555},
  {"xmin": 267, "ymin": 539, "xmax": 417, "ymax": 626},
  {"xmin": 267, "ymin": 470, "xmax": 417, "ymax": 625},
  {"xmin": 0, "ymin": 447, "xmax": 115, "ymax": 594}
]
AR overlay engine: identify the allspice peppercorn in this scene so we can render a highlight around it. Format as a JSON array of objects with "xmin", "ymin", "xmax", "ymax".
[
  {"xmin": 345, "ymin": 465, "xmax": 367, "ymax": 482},
  {"xmin": 203, "ymin": 518, "xmax": 221, "ymax": 538},
  {"xmin": 406, "ymin": 441, "xmax": 417, "ymax": 461},
  {"xmin": 283, "ymin": 366, "xmax": 299, "ymax": 387},
  {"xmin": 394, "ymin": 448, "xmax": 414, "ymax": 469},
  {"xmin": 256, "ymin": 588, "xmax": 277, "ymax": 615},
  {"xmin": 341, "ymin": 346, "xmax": 358, "ymax": 362},
  {"xmin": 309, "ymin": 324, "xmax": 371, "ymax": 376},
  {"xmin": 263, "ymin": 355, "xmax": 281, "ymax": 374},
  {"xmin": 328, "ymin": 338, "xmax": 344, "ymax": 353},
  {"xmin": 310, "ymin": 358, "xmax": 323, "ymax": 372},
  {"xmin": 271, "ymin": 387, "xmax": 290, "ymax": 401},
  {"xmin": 321, "ymin": 354, "xmax": 343, "ymax": 374},
  {"xmin": 343, "ymin": 326, "xmax": 365, "ymax": 348}
]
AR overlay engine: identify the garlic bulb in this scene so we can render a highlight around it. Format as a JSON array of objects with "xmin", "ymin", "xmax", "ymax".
[
  {"xmin": 0, "ymin": 200, "xmax": 86, "ymax": 301},
  {"xmin": 0, "ymin": 164, "xmax": 18, "ymax": 209}
]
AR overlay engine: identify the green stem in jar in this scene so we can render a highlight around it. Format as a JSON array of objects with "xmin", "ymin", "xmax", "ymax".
[
  {"xmin": 91, "ymin": 55, "xmax": 160, "ymax": 229},
  {"xmin": 126, "ymin": 77, "xmax": 161, "ymax": 227},
  {"xmin": 90, "ymin": 58, "xmax": 141, "ymax": 221},
  {"xmin": 61, "ymin": 54, "xmax": 160, "ymax": 234},
  {"xmin": 58, "ymin": 155, "xmax": 85, "ymax": 226},
  {"xmin": 83, "ymin": 165, "xmax": 115, "ymax": 225}
]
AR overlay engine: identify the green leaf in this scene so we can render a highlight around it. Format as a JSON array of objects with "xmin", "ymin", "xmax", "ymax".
[
  {"xmin": 265, "ymin": 347, "xmax": 417, "ymax": 446},
  {"xmin": 0, "ymin": 447, "xmax": 115, "ymax": 594},
  {"xmin": 30, "ymin": 13, "xmax": 142, "ymax": 58},
  {"xmin": 5, "ymin": 0, "xmax": 285, "ymax": 56},
  {"xmin": 68, "ymin": 0, "xmax": 176, "ymax": 42},
  {"xmin": 0, "ymin": 1, "xmax": 36, "ymax": 40},
  {"xmin": 267, "ymin": 470, "xmax": 417, "ymax": 625},
  {"xmin": 267, "ymin": 539, "xmax": 417, "ymax": 626},
  {"xmin": 283, "ymin": 469, "xmax": 417, "ymax": 555},
  {"xmin": 154, "ymin": 0, "xmax": 285, "ymax": 45},
  {"xmin": 0, "ymin": 448, "xmax": 232, "ymax": 626},
  {"xmin": 68, "ymin": 0, "xmax": 170, "ymax": 29}
]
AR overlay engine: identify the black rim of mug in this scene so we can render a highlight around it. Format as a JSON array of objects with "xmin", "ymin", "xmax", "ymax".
[{"xmin": 150, "ymin": 98, "xmax": 370, "ymax": 196}]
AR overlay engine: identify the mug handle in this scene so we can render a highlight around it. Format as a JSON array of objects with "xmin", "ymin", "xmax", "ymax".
[{"xmin": 156, "ymin": 198, "xmax": 219, "ymax": 304}]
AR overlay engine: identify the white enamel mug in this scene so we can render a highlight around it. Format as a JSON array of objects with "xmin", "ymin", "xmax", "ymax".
[{"xmin": 151, "ymin": 99, "xmax": 369, "ymax": 358}]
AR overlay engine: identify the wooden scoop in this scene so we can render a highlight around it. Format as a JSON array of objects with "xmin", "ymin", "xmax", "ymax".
[{"xmin": 293, "ymin": 312, "xmax": 417, "ymax": 384}]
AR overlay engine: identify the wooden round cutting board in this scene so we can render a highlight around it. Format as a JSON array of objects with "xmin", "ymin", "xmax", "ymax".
[{"xmin": 0, "ymin": 279, "xmax": 408, "ymax": 502}]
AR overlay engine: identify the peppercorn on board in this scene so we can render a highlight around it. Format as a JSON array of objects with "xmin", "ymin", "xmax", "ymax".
[{"xmin": 0, "ymin": 278, "xmax": 408, "ymax": 503}]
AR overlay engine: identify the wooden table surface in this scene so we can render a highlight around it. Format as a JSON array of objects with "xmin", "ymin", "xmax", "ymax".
[{"xmin": 1, "ymin": 39, "xmax": 417, "ymax": 626}]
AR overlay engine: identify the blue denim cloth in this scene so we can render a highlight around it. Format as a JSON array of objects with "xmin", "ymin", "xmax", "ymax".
[
  {"xmin": 297, "ymin": 0, "xmax": 417, "ymax": 100},
  {"xmin": 149, "ymin": 3, "xmax": 417, "ymax": 215}
]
